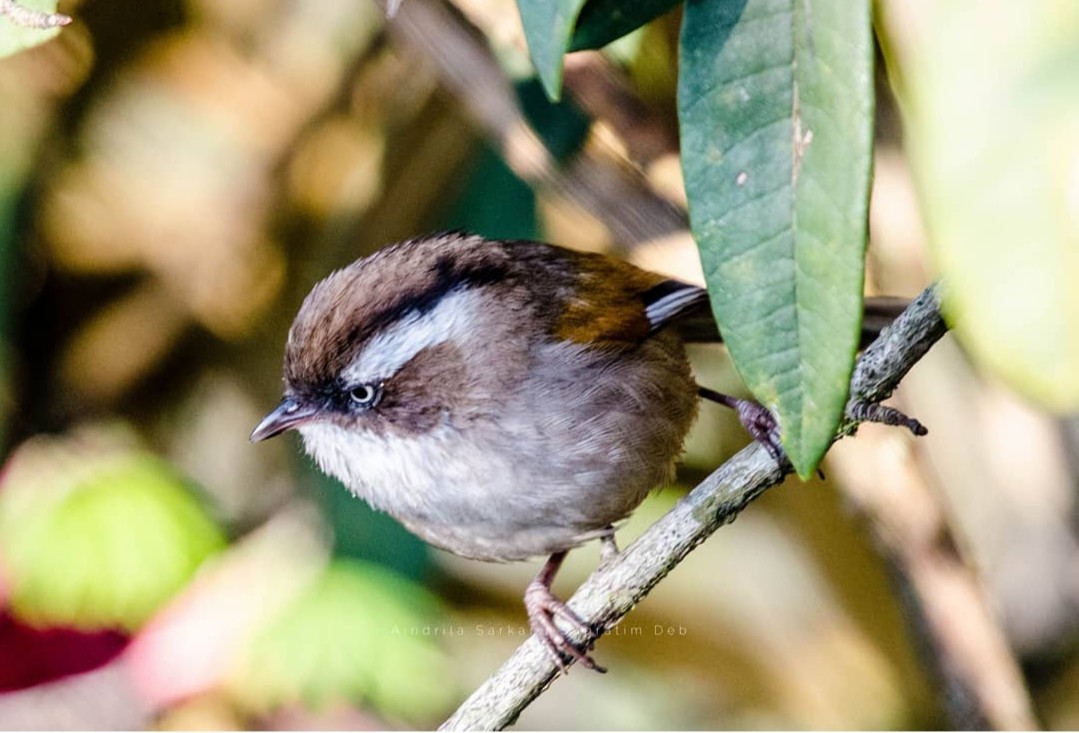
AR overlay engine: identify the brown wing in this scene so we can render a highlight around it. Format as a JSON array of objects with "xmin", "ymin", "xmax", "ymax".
[
  {"xmin": 546, "ymin": 250, "xmax": 694, "ymax": 345},
  {"xmin": 506, "ymin": 239, "xmax": 910, "ymax": 348}
]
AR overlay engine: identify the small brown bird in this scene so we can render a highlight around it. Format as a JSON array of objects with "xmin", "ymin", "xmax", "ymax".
[{"xmin": 251, "ymin": 232, "xmax": 916, "ymax": 671}]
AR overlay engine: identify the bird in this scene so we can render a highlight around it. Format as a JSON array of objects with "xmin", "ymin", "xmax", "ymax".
[{"xmin": 251, "ymin": 231, "xmax": 921, "ymax": 672}]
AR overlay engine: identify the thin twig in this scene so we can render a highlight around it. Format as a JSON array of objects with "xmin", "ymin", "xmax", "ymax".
[
  {"xmin": 0, "ymin": 0, "xmax": 71, "ymax": 28},
  {"xmin": 442, "ymin": 284, "xmax": 951, "ymax": 730}
]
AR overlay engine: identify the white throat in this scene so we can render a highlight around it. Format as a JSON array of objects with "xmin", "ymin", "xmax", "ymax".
[{"xmin": 296, "ymin": 420, "xmax": 486, "ymax": 520}]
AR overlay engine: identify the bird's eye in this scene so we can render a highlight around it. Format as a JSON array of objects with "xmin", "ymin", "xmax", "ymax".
[{"xmin": 348, "ymin": 383, "xmax": 382, "ymax": 409}]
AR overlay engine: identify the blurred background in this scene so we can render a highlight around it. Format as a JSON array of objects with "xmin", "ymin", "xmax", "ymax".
[{"xmin": 0, "ymin": 0, "xmax": 1077, "ymax": 729}]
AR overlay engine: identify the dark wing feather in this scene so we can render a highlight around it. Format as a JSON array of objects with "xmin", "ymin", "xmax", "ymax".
[
  {"xmin": 641, "ymin": 280, "xmax": 710, "ymax": 333},
  {"xmin": 661, "ymin": 291, "xmax": 911, "ymax": 348}
]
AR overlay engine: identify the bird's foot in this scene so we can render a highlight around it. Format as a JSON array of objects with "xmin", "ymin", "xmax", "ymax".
[
  {"xmin": 731, "ymin": 398, "xmax": 787, "ymax": 467},
  {"xmin": 700, "ymin": 386, "xmax": 926, "ymax": 474},
  {"xmin": 599, "ymin": 526, "xmax": 619, "ymax": 564},
  {"xmin": 524, "ymin": 578, "xmax": 605, "ymax": 674},
  {"xmin": 732, "ymin": 398, "xmax": 832, "ymax": 477},
  {"xmin": 698, "ymin": 386, "xmax": 787, "ymax": 467}
]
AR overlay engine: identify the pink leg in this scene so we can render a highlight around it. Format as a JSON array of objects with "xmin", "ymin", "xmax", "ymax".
[{"xmin": 524, "ymin": 551, "xmax": 605, "ymax": 673}]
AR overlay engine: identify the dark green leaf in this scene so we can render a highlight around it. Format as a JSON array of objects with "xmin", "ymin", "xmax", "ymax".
[
  {"xmin": 679, "ymin": 0, "xmax": 873, "ymax": 477},
  {"xmin": 516, "ymin": 77, "xmax": 591, "ymax": 159},
  {"xmin": 569, "ymin": 0, "xmax": 681, "ymax": 52},
  {"xmin": 517, "ymin": 0, "xmax": 590, "ymax": 100}
]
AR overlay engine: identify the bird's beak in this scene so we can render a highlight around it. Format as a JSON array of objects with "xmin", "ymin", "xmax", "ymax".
[{"xmin": 250, "ymin": 397, "xmax": 319, "ymax": 442}]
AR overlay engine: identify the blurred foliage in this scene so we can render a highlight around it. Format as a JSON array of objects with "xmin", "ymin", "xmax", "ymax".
[
  {"xmin": 0, "ymin": 612, "xmax": 127, "ymax": 692},
  {"xmin": 0, "ymin": 425, "xmax": 225, "ymax": 631},
  {"xmin": 229, "ymin": 559, "xmax": 454, "ymax": 725},
  {"xmin": 886, "ymin": 0, "xmax": 1079, "ymax": 411}
]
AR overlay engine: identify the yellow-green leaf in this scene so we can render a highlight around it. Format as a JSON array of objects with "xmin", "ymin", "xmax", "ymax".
[
  {"xmin": 892, "ymin": 1, "xmax": 1079, "ymax": 410},
  {"xmin": 0, "ymin": 430, "xmax": 226, "ymax": 631},
  {"xmin": 228, "ymin": 560, "xmax": 455, "ymax": 725}
]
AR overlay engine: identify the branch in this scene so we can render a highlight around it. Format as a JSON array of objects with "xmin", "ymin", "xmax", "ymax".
[
  {"xmin": 442, "ymin": 285, "xmax": 950, "ymax": 730},
  {"xmin": 0, "ymin": 0, "xmax": 70, "ymax": 28}
]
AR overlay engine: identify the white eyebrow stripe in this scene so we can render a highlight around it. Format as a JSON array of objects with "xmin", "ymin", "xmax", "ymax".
[{"xmin": 341, "ymin": 286, "xmax": 485, "ymax": 385}]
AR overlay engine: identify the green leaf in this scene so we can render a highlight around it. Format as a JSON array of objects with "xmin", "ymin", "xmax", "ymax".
[
  {"xmin": 678, "ymin": 0, "xmax": 873, "ymax": 478},
  {"xmin": 891, "ymin": 1, "xmax": 1079, "ymax": 410},
  {"xmin": 569, "ymin": 0, "xmax": 681, "ymax": 52},
  {"xmin": 517, "ymin": 0, "xmax": 590, "ymax": 100},
  {"xmin": 229, "ymin": 560, "xmax": 455, "ymax": 724},
  {"xmin": 0, "ymin": 435, "xmax": 226, "ymax": 631},
  {"xmin": 0, "ymin": 0, "xmax": 65, "ymax": 59}
]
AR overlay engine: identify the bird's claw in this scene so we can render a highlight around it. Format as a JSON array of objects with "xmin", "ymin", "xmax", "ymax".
[
  {"xmin": 728, "ymin": 396, "xmax": 926, "ymax": 473},
  {"xmin": 524, "ymin": 579, "xmax": 605, "ymax": 674},
  {"xmin": 731, "ymin": 399, "xmax": 788, "ymax": 468},
  {"xmin": 847, "ymin": 400, "xmax": 928, "ymax": 436}
]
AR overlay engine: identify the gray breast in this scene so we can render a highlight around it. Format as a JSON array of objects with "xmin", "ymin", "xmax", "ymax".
[{"xmin": 298, "ymin": 332, "xmax": 698, "ymax": 561}]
